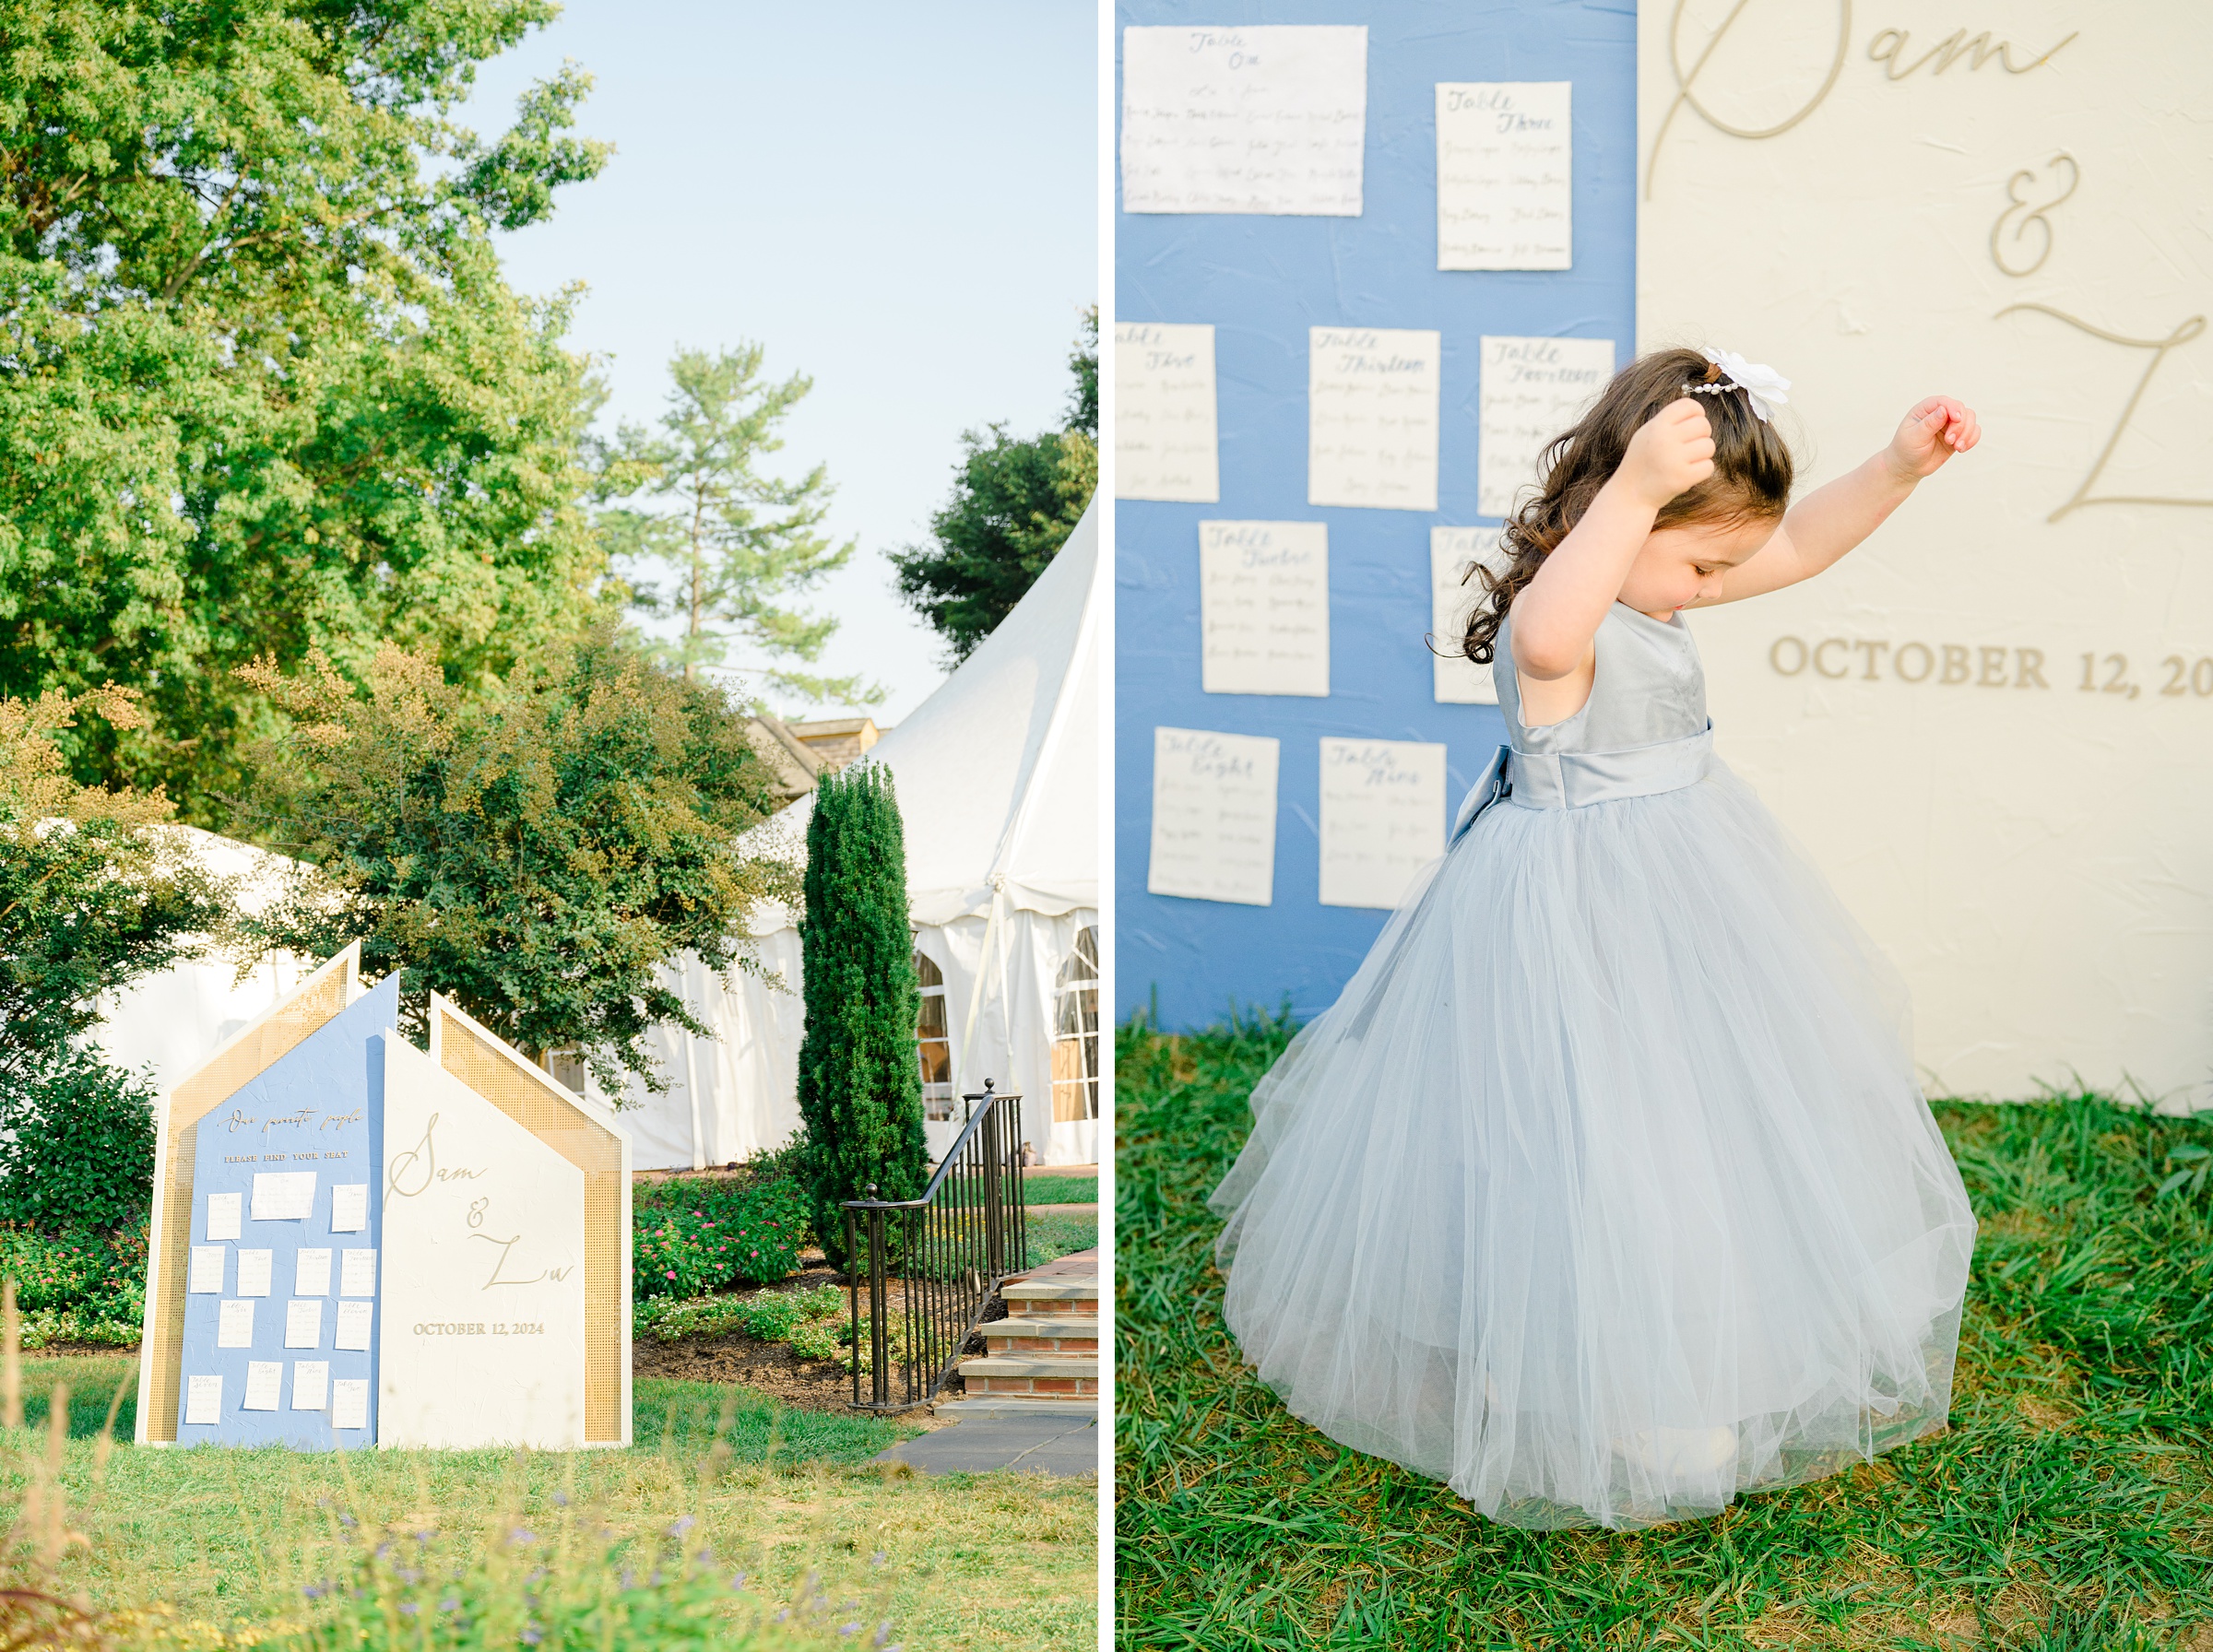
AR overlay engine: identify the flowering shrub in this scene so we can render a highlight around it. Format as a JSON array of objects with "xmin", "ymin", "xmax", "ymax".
[
  {"xmin": 0, "ymin": 1221, "xmax": 147, "ymax": 1346},
  {"xmin": 633, "ymin": 1177, "xmax": 809, "ymax": 1301}
]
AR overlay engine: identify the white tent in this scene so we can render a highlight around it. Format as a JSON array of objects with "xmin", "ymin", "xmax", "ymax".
[
  {"xmin": 589, "ymin": 498, "xmax": 1103, "ymax": 1169},
  {"xmin": 93, "ymin": 828, "xmax": 319, "ymax": 1092},
  {"xmin": 89, "ymin": 502, "xmax": 1102, "ymax": 1170}
]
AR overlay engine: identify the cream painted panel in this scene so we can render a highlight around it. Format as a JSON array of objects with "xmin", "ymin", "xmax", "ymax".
[
  {"xmin": 377, "ymin": 1038, "xmax": 587, "ymax": 1448},
  {"xmin": 1639, "ymin": 2, "xmax": 2213, "ymax": 1104}
]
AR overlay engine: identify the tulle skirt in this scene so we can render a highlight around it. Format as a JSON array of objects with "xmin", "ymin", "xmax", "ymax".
[{"xmin": 1209, "ymin": 760, "xmax": 1976, "ymax": 1529}]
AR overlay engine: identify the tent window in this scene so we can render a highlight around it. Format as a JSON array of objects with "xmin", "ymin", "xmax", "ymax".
[
  {"xmin": 915, "ymin": 949, "xmax": 955, "ymax": 1121},
  {"xmin": 1051, "ymin": 926, "xmax": 1100, "ymax": 1123}
]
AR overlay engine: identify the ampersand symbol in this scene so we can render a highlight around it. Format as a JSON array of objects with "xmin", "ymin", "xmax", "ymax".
[
  {"xmin": 467, "ymin": 1197, "xmax": 489, "ymax": 1230},
  {"xmin": 1990, "ymin": 153, "xmax": 2078, "ymax": 277}
]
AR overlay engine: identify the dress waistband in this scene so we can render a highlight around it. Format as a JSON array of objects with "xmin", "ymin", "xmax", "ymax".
[{"xmin": 1450, "ymin": 724, "xmax": 1714, "ymax": 842}]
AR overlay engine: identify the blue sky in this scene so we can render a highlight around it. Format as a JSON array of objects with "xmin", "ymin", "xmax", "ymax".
[{"xmin": 460, "ymin": 2, "xmax": 1099, "ymax": 723}]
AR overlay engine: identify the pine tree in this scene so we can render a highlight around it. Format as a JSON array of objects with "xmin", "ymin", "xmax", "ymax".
[{"xmin": 795, "ymin": 763, "xmax": 928, "ymax": 1268}]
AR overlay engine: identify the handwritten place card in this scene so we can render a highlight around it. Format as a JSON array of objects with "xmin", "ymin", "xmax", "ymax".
[
  {"xmin": 1121, "ymin": 26, "xmax": 1368, "ymax": 216},
  {"xmin": 335, "ymin": 1298, "xmax": 373, "ymax": 1352},
  {"xmin": 1478, "ymin": 336, "xmax": 1615, "ymax": 517},
  {"xmin": 291, "ymin": 1361, "xmax": 328, "ymax": 1412},
  {"xmin": 188, "ymin": 1245, "xmax": 225, "ymax": 1295},
  {"xmin": 330, "ymin": 1182, "xmax": 368, "ymax": 1233},
  {"xmin": 243, "ymin": 1361, "xmax": 282, "ymax": 1412},
  {"xmin": 205, "ymin": 1191, "xmax": 242, "ymax": 1242},
  {"xmin": 294, "ymin": 1248, "xmax": 331, "ymax": 1297},
  {"xmin": 1309, "ymin": 327, "xmax": 1442, "ymax": 512},
  {"xmin": 331, "ymin": 1378, "xmax": 370, "ymax": 1432},
  {"xmin": 1149, "ymin": 727, "xmax": 1281, "ymax": 906},
  {"xmin": 217, "ymin": 1298, "xmax": 254, "ymax": 1350},
  {"xmin": 1319, "ymin": 738, "xmax": 1448, "ymax": 909},
  {"xmin": 285, "ymin": 1298, "xmax": 323, "ymax": 1350},
  {"xmin": 1201, "ymin": 521, "xmax": 1329, "ymax": 697},
  {"xmin": 235, "ymin": 1247, "xmax": 273, "ymax": 1298},
  {"xmin": 1432, "ymin": 528, "xmax": 1512, "ymax": 704},
  {"xmin": 184, "ymin": 1374, "xmax": 222, "ymax": 1426},
  {"xmin": 339, "ymin": 1248, "xmax": 377, "ymax": 1298},
  {"xmin": 251, "ymin": 1170, "xmax": 315, "ymax": 1222},
  {"xmin": 1117, "ymin": 322, "xmax": 1220, "ymax": 502},
  {"xmin": 1437, "ymin": 82, "xmax": 1573, "ymax": 270}
]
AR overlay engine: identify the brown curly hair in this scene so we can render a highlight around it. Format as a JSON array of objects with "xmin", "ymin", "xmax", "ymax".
[{"xmin": 1460, "ymin": 348, "xmax": 1794, "ymax": 665}]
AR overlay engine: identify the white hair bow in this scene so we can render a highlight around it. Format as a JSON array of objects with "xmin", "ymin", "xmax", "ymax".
[{"xmin": 1689, "ymin": 347, "xmax": 1791, "ymax": 423}]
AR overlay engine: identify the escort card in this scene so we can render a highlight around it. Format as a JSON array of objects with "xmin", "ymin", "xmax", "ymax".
[
  {"xmin": 250, "ymin": 1171, "xmax": 316, "ymax": 1221},
  {"xmin": 1200, "ymin": 521, "xmax": 1329, "ymax": 697},
  {"xmin": 335, "ymin": 1299, "xmax": 374, "ymax": 1352},
  {"xmin": 331, "ymin": 1378, "xmax": 370, "ymax": 1432},
  {"xmin": 1116, "ymin": 323, "xmax": 1220, "ymax": 502},
  {"xmin": 1433, "ymin": 527, "xmax": 1512, "ymax": 704},
  {"xmin": 330, "ymin": 1183, "xmax": 369, "ymax": 1233},
  {"xmin": 285, "ymin": 1298, "xmax": 323, "ymax": 1350},
  {"xmin": 235, "ymin": 1248, "xmax": 272, "ymax": 1298},
  {"xmin": 1478, "ymin": 336, "xmax": 1615, "ymax": 517},
  {"xmin": 293, "ymin": 1248, "xmax": 331, "ymax": 1297},
  {"xmin": 188, "ymin": 1246, "xmax": 225, "ymax": 1295},
  {"xmin": 217, "ymin": 1298, "xmax": 254, "ymax": 1350},
  {"xmin": 338, "ymin": 1248, "xmax": 377, "ymax": 1297},
  {"xmin": 1148, "ymin": 727, "xmax": 1281, "ymax": 906},
  {"xmin": 1310, "ymin": 327, "xmax": 1441, "ymax": 512},
  {"xmin": 205, "ymin": 1192, "xmax": 242, "ymax": 1242},
  {"xmin": 1319, "ymin": 738, "xmax": 1449, "ymax": 909},
  {"xmin": 291, "ymin": 1361, "xmax": 329, "ymax": 1412},
  {"xmin": 1437, "ymin": 82, "xmax": 1573, "ymax": 270},
  {"xmin": 1121, "ymin": 25, "xmax": 1368, "ymax": 216},
  {"xmin": 242, "ymin": 1361, "xmax": 282, "ymax": 1412}
]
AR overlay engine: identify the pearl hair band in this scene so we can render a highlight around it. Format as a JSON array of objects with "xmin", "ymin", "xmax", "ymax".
[{"xmin": 1681, "ymin": 347, "xmax": 1791, "ymax": 423}]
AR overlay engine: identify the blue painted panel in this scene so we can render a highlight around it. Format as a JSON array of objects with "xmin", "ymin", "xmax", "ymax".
[
  {"xmin": 177, "ymin": 976, "xmax": 397, "ymax": 1449},
  {"xmin": 1115, "ymin": 0, "xmax": 1638, "ymax": 1028}
]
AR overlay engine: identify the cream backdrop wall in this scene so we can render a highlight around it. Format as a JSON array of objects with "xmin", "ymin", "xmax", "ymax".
[{"xmin": 1639, "ymin": 2, "xmax": 2213, "ymax": 1105}]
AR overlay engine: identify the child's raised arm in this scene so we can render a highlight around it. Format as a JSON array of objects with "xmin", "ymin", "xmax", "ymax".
[
  {"xmin": 1705, "ymin": 396, "xmax": 1980, "ymax": 607},
  {"xmin": 1512, "ymin": 398, "xmax": 1717, "ymax": 679}
]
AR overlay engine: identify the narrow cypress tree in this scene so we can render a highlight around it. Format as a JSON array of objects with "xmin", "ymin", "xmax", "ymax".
[{"xmin": 796, "ymin": 763, "xmax": 929, "ymax": 1268}]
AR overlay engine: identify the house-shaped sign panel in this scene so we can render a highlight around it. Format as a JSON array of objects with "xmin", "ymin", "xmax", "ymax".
[
  {"xmin": 138, "ymin": 945, "xmax": 391, "ymax": 1447},
  {"xmin": 379, "ymin": 995, "xmax": 633, "ymax": 1449}
]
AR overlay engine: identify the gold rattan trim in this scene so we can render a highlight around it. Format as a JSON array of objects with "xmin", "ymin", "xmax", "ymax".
[{"xmin": 144, "ymin": 949, "xmax": 358, "ymax": 1443}]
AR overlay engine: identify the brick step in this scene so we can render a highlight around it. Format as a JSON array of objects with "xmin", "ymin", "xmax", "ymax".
[
  {"xmin": 1001, "ymin": 1280, "xmax": 1098, "ymax": 1317},
  {"xmin": 978, "ymin": 1316, "xmax": 1098, "ymax": 1354},
  {"xmin": 933, "ymin": 1396, "xmax": 1098, "ymax": 1421},
  {"xmin": 957, "ymin": 1352, "xmax": 1099, "ymax": 1398}
]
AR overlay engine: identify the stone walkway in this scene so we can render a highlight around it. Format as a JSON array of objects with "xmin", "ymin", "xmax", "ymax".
[{"xmin": 873, "ymin": 1412, "xmax": 1098, "ymax": 1476}]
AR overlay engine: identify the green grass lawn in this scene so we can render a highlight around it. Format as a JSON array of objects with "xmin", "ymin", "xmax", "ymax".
[
  {"xmin": 6, "ymin": 1359, "xmax": 1096, "ymax": 1651},
  {"xmin": 1116, "ymin": 1016, "xmax": 2213, "ymax": 1651},
  {"xmin": 1021, "ymin": 1176, "xmax": 1098, "ymax": 1206}
]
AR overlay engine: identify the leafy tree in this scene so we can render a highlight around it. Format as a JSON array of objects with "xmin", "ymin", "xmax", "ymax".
[
  {"xmin": 794, "ymin": 764, "xmax": 927, "ymax": 1268},
  {"xmin": 599, "ymin": 346, "xmax": 879, "ymax": 708},
  {"xmin": 0, "ymin": 687, "xmax": 226, "ymax": 1081},
  {"xmin": 891, "ymin": 309, "xmax": 1097, "ymax": 662},
  {"xmin": 0, "ymin": 686, "xmax": 227, "ymax": 1233},
  {"xmin": 231, "ymin": 628, "xmax": 788, "ymax": 1092},
  {"xmin": 0, "ymin": 0, "xmax": 613, "ymax": 815}
]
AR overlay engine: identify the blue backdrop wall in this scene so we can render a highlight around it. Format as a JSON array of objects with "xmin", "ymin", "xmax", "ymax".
[{"xmin": 1115, "ymin": 0, "xmax": 1639, "ymax": 1027}]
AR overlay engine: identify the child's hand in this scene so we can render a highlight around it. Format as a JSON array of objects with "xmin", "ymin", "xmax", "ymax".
[
  {"xmin": 1618, "ymin": 397, "xmax": 1717, "ymax": 509},
  {"xmin": 1888, "ymin": 396, "xmax": 1981, "ymax": 480}
]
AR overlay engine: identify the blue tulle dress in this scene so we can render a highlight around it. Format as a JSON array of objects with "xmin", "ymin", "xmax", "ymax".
[{"xmin": 1209, "ymin": 602, "xmax": 1977, "ymax": 1529}]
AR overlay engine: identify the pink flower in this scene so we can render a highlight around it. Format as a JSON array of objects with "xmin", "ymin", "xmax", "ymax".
[{"xmin": 665, "ymin": 1270, "xmax": 676, "ymax": 1279}]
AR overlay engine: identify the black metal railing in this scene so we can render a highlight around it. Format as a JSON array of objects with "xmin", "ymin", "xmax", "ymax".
[{"xmin": 843, "ymin": 1081, "xmax": 1027, "ymax": 1411}]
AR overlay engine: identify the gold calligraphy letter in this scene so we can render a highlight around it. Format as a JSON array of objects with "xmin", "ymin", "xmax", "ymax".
[{"xmin": 1997, "ymin": 304, "xmax": 2213, "ymax": 521}]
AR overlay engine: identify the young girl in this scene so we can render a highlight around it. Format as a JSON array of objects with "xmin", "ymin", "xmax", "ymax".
[{"xmin": 1209, "ymin": 347, "xmax": 1983, "ymax": 1530}]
